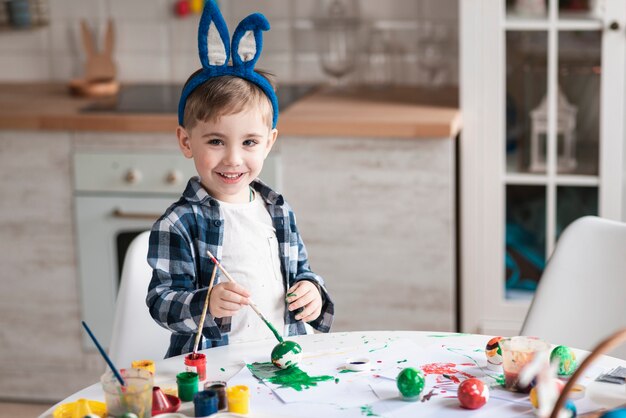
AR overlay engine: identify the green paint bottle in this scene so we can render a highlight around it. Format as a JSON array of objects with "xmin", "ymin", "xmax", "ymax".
[{"xmin": 176, "ymin": 371, "xmax": 199, "ymax": 402}]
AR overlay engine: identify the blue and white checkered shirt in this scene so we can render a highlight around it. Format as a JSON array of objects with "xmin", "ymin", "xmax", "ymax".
[{"xmin": 146, "ymin": 177, "xmax": 334, "ymax": 358}]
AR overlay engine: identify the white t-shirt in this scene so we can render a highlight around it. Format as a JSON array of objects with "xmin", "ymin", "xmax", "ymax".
[{"xmin": 218, "ymin": 191, "xmax": 286, "ymax": 344}]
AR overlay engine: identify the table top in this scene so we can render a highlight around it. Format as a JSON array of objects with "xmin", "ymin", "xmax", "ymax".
[{"xmin": 41, "ymin": 331, "xmax": 626, "ymax": 418}]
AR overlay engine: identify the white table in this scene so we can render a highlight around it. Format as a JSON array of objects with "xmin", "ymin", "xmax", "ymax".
[{"xmin": 41, "ymin": 331, "xmax": 626, "ymax": 417}]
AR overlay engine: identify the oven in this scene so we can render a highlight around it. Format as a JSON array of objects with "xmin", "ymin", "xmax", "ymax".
[{"xmin": 74, "ymin": 151, "xmax": 281, "ymax": 350}]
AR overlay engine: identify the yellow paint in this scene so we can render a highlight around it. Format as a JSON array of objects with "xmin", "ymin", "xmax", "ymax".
[
  {"xmin": 227, "ymin": 385, "xmax": 250, "ymax": 414},
  {"xmin": 131, "ymin": 359, "xmax": 155, "ymax": 375},
  {"xmin": 53, "ymin": 398, "xmax": 107, "ymax": 418},
  {"xmin": 190, "ymin": 0, "xmax": 203, "ymax": 14}
]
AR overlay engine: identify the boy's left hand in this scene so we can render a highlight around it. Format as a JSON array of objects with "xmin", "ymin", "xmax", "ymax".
[{"xmin": 286, "ymin": 281, "xmax": 322, "ymax": 322}]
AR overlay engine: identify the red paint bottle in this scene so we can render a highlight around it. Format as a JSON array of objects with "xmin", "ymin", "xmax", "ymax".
[{"xmin": 185, "ymin": 353, "xmax": 207, "ymax": 381}]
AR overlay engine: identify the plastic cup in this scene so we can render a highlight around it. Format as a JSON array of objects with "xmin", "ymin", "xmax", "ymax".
[
  {"xmin": 176, "ymin": 371, "xmax": 199, "ymax": 402},
  {"xmin": 204, "ymin": 381, "xmax": 227, "ymax": 410},
  {"xmin": 185, "ymin": 353, "xmax": 207, "ymax": 381},
  {"xmin": 101, "ymin": 368, "xmax": 153, "ymax": 418},
  {"xmin": 226, "ymin": 385, "xmax": 249, "ymax": 414},
  {"xmin": 131, "ymin": 359, "xmax": 155, "ymax": 375},
  {"xmin": 500, "ymin": 336, "xmax": 551, "ymax": 392},
  {"xmin": 194, "ymin": 389, "xmax": 218, "ymax": 417}
]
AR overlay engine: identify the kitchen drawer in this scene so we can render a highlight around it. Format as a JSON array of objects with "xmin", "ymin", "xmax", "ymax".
[
  {"xmin": 73, "ymin": 151, "xmax": 282, "ymax": 194},
  {"xmin": 74, "ymin": 152, "xmax": 196, "ymax": 194}
]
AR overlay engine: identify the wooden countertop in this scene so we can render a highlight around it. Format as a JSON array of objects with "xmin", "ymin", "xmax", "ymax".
[{"xmin": 0, "ymin": 83, "xmax": 461, "ymax": 138}]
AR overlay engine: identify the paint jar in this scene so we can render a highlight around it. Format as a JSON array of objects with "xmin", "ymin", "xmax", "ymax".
[
  {"xmin": 194, "ymin": 389, "xmax": 218, "ymax": 417},
  {"xmin": 226, "ymin": 385, "xmax": 249, "ymax": 414},
  {"xmin": 204, "ymin": 381, "xmax": 227, "ymax": 410},
  {"xmin": 500, "ymin": 336, "xmax": 551, "ymax": 392},
  {"xmin": 101, "ymin": 368, "xmax": 153, "ymax": 418},
  {"xmin": 132, "ymin": 359, "xmax": 155, "ymax": 375},
  {"xmin": 185, "ymin": 353, "xmax": 207, "ymax": 381},
  {"xmin": 176, "ymin": 371, "xmax": 199, "ymax": 402}
]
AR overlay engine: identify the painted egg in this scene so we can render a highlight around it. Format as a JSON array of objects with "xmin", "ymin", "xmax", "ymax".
[
  {"xmin": 529, "ymin": 379, "xmax": 565, "ymax": 410},
  {"xmin": 396, "ymin": 367, "xmax": 425, "ymax": 401},
  {"xmin": 600, "ymin": 408, "xmax": 626, "ymax": 418},
  {"xmin": 271, "ymin": 340, "xmax": 303, "ymax": 369},
  {"xmin": 564, "ymin": 400, "xmax": 577, "ymax": 417},
  {"xmin": 485, "ymin": 336, "xmax": 503, "ymax": 370},
  {"xmin": 457, "ymin": 378, "xmax": 489, "ymax": 409},
  {"xmin": 550, "ymin": 346, "xmax": 577, "ymax": 376}
]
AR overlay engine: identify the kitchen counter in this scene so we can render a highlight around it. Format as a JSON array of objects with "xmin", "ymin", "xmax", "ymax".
[{"xmin": 0, "ymin": 83, "xmax": 461, "ymax": 138}]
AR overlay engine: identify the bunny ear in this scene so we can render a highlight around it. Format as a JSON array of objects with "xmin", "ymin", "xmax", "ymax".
[
  {"xmin": 231, "ymin": 13, "xmax": 270, "ymax": 69},
  {"xmin": 198, "ymin": 0, "xmax": 230, "ymax": 68}
]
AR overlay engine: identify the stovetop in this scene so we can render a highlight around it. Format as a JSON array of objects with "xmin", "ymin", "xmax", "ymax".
[{"xmin": 81, "ymin": 83, "xmax": 317, "ymax": 114}]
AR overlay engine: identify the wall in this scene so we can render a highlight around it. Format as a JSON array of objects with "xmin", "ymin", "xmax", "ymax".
[{"xmin": 0, "ymin": 0, "xmax": 458, "ymax": 86}]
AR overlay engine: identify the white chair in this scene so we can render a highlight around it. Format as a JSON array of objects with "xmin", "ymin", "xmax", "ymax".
[
  {"xmin": 521, "ymin": 216, "xmax": 626, "ymax": 360},
  {"xmin": 108, "ymin": 231, "xmax": 171, "ymax": 368}
]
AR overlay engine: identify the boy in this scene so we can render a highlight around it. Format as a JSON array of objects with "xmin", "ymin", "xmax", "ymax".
[{"xmin": 146, "ymin": 1, "xmax": 333, "ymax": 358}]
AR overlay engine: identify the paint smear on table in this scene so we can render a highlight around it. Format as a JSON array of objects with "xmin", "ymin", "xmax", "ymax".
[
  {"xmin": 220, "ymin": 367, "xmax": 225, "ymax": 372},
  {"xmin": 360, "ymin": 405, "xmax": 379, "ymax": 416},
  {"xmin": 368, "ymin": 343, "xmax": 388, "ymax": 353},
  {"xmin": 247, "ymin": 362, "xmax": 334, "ymax": 391}
]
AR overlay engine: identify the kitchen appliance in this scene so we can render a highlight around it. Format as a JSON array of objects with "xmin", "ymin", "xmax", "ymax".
[
  {"xmin": 74, "ymin": 151, "xmax": 281, "ymax": 350},
  {"xmin": 81, "ymin": 83, "xmax": 316, "ymax": 114}
]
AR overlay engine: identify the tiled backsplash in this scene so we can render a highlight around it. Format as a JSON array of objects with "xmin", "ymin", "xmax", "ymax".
[{"xmin": 0, "ymin": 0, "xmax": 458, "ymax": 86}]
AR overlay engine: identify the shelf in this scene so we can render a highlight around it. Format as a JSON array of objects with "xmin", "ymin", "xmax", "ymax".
[
  {"xmin": 504, "ymin": 12, "xmax": 603, "ymax": 31},
  {"xmin": 504, "ymin": 173, "xmax": 599, "ymax": 186}
]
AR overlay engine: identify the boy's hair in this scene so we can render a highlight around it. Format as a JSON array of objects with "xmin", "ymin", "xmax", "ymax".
[{"xmin": 181, "ymin": 69, "xmax": 276, "ymax": 131}]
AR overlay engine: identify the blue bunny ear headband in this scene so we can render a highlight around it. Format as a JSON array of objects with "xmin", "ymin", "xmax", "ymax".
[{"xmin": 178, "ymin": 0, "xmax": 279, "ymax": 128}]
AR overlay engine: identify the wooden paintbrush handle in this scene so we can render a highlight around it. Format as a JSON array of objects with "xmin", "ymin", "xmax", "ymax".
[
  {"xmin": 192, "ymin": 263, "xmax": 218, "ymax": 354},
  {"xmin": 550, "ymin": 328, "xmax": 626, "ymax": 418}
]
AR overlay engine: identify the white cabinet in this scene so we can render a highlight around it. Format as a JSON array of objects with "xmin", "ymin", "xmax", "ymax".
[{"xmin": 460, "ymin": 0, "xmax": 626, "ymax": 335}]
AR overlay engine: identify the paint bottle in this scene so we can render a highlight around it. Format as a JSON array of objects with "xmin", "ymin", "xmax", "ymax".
[
  {"xmin": 194, "ymin": 389, "xmax": 218, "ymax": 417},
  {"xmin": 176, "ymin": 371, "xmax": 199, "ymax": 402},
  {"xmin": 204, "ymin": 381, "xmax": 227, "ymax": 410},
  {"xmin": 184, "ymin": 353, "xmax": 207, "ymax": 381},
  {"xmin": 131, "ymin": 359, "xmax": 155, "ymax": 375},
  {"xmin": 226, "ymin": 385, "xmax": 249, "ymax": 414}
]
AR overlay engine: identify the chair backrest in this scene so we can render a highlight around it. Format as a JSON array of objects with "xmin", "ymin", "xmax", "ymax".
[
  {"xmin": 521, "ymin": 216, "xmax": 626, "ymax": 359},
  {"xmin": 108, "ymin": 231, "xmax": 171, "ymax": 368}
]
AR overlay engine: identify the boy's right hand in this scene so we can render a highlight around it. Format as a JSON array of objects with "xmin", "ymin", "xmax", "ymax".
[{"xmin": 209, "ymin": 282, "xmax": 250, "ymax": 318}]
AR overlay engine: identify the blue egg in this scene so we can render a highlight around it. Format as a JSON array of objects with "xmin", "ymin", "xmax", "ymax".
[{"xmin": 600, "ymin": 408, "xmax": 626, "ymax": 418}]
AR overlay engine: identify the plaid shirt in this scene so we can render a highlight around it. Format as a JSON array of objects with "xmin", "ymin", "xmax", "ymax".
[{"xmin": 146, "ymin": 177, "xmax": 334, "ymax": 358}]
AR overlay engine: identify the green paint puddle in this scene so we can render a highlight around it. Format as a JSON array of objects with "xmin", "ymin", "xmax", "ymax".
[
  {"xmin": 368, "ymin": 343, "xmax": 388, "ymax": 353},
  {"xmin": 220, "ymin": 367, "xmax": 225, "ymax": 372},
  {"xmin": 396, "ymin": 359, "xmax": 408, "ymax": 364},
  {"xmin": 339, "ymin": 369, "xmax": 357, "ymax": 373},
  {"xmin": 360, "ymin": 405, "xmax": 379, "ymax": 416},
  {"xmin": 247, "ymin": 362, "xmax": 334, "ymax": 391}
]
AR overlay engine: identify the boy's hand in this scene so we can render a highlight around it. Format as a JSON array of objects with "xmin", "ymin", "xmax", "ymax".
[
  {"xmin": 209, "ymin": 282, "xmax": 250, "ymax": 318},
  {"xmin": 286, "ymin": 281, "xmax": 322, "ymax": 322}
]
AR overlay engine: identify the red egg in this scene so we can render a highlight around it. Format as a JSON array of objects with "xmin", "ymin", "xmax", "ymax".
[{"xmin": 458, "ymin": 378, "xmax": 489, "ymax": 409}]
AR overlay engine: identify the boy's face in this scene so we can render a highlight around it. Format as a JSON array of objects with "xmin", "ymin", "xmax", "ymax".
[{"xmin": 177, "ymin": 107, "xmax": 278, "ymax": 203}]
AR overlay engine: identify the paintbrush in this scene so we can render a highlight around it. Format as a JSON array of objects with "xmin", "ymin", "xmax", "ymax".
[
  {"xmin": 206, "ymin": 249, "xmax": 283, "ymax": 343},
  {"xmin": 192, "ymin": 262, "xmax": 218, "ymax": 356},
  {"xmin": 81, "ymin": 321, "xmax": 125, "ymax": 386}
]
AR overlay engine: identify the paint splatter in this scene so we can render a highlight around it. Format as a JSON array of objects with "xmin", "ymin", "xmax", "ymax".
[
  {"xmin": 360, "ymin": 405, "xmax": 379, "ymax": 416},
  {"xmin": 421, "ymin": 389, "xmax": 437, "ymax": 402},
  {"xmin": 368, "ymin": 343, "xmax": 388, "ymax": 353},
  {"xmin": 421, "ymin": 363, "xmax": 475, "ymax": 379},
  {"xmin": 286, "ymin": 292, "xmax": 297, "ymax": 298},
  {"xmin": 247, "ymin": 362, "xmax": 334, "ymax": 391},
  {"xmin": 220, "ymin": 367, "xmax": 225, "ymax": 372},
  {"xmin": 339, "ymin": 369, "xmax": 357, "ymax": 374},
  {"xmin": 397, "ymin": 359, "xmax": 408, "ymax": 364}
]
